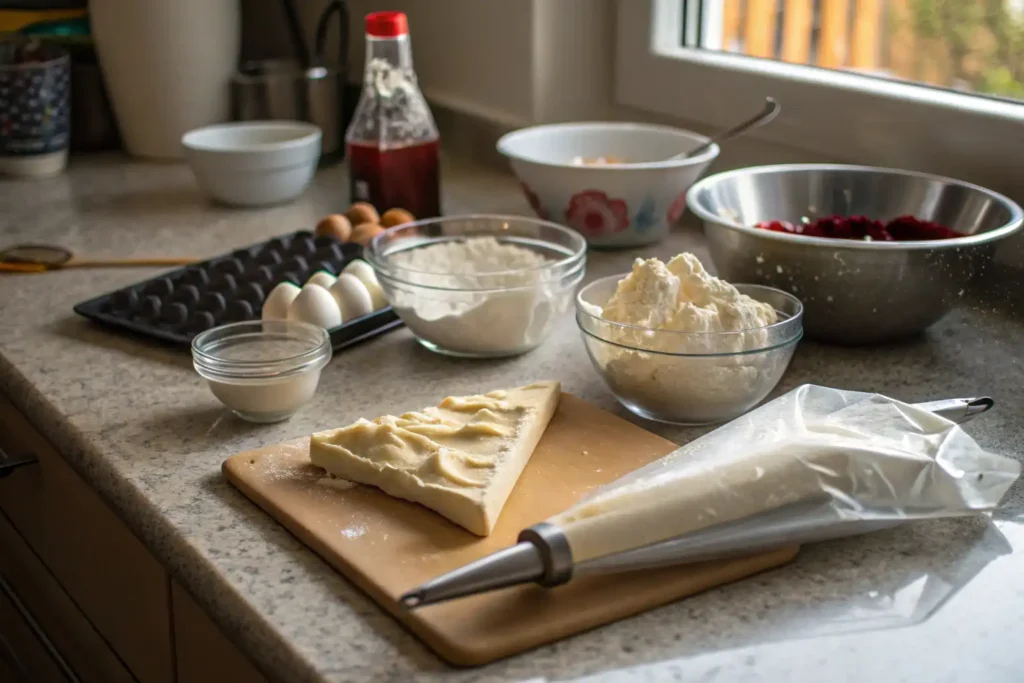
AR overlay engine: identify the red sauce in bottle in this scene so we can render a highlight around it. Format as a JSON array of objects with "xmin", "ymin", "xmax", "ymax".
[
  {"xmin": 346, "ymin": 11, "xmax": 442, "ymax": 219},
  {"xmin": 347, "ymin": 139, "xmax": 441, "ymax": 219}
]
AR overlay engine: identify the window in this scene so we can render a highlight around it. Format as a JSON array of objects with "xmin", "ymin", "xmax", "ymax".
[
  {"xmin": 692, "ymin": 0, "xmax": 1024, "ymax": 102},
  {"xmin": 615, "ymin": 0, "xmax": 1024, "ymax": 199}
]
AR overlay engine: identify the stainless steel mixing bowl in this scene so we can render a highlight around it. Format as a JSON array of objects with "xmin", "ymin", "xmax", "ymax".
[{"xmin": 686, "ymin": 164, "xmax": 1023, "ymax": 344}]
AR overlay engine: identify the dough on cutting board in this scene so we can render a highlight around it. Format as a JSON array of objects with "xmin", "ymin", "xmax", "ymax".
[{"xmin": 309, "ymin": 381, "xmax": 561, "ymax": 535}]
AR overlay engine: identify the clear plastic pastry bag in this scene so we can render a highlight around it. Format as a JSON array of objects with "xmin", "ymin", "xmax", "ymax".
[{"xmin": 548, "ymin": 384, "xmax": 1021, "ymax": 572}]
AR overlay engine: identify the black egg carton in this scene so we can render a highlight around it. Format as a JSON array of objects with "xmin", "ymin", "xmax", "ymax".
[{"xmin": 73, "ymin": 231, "xmax": 403, "ymax": 351}]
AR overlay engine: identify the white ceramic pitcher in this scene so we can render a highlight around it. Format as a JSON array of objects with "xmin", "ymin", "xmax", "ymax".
[{"xmin": 90, "ymin": 0, "xmax": 241, "ymax": 160}]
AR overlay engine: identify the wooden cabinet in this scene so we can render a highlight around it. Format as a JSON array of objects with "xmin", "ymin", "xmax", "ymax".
[
  {"xmin": 172, "ymin": 582, "xmax": 270, "ymax": 683},
  {"xmin": 0, "ymin": 395, "xmax": 274, "ymax": 683},
  {"xmin": 0, "ymin": 575, "xmax": 71, "ymax": 683},
  {"xmin": 0, "ymin": 511, "xmax": 134, "ymax": 682},
  {"xmin": 0, "ymin": 396, "xmax": 173, "ymax": 683}
]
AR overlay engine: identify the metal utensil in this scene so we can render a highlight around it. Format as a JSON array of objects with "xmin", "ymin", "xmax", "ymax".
[
  {"xmin": 401, "ymin": 395, "xmax": 996, "ymax": 608},
  {"xmin": 232, "ymin": 59, "xmax": 345, "ymax": 161},
  {"xmin": 233, "ymin": 1, "xmax": 348, "ymax": 162},
  {"xmin": 0, "ymin": 244, "xmax": 194, "ymax": 272},
  {"xmin": 686, "ymin": 164, "xmax": 1024, "ymax": 344},
  {"xmin": 671, "ymin": 97, "xmax": 780, "ymax": 161},
  {"xmin": 280, "ymin": 0, "xmax": 312, "ymax": 69},
  {"xmin": 314, "ymin": 0, "xmax": 348, "ymax": 62}
]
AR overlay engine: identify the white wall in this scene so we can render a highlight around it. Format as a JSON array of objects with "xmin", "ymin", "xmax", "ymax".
[
  {"xmin": 530, "ymin": 0, "xmax": 619, "ymax": 123},
  {"xmin": 343, "ymin": 0, "xmax": 536, "ymax": 127}
]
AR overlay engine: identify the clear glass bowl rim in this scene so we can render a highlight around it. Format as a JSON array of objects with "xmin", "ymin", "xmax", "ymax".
[
  {"xmin": 376, "ymin": 258, "xmax": 586, "ymax": 295},
  {"xmin": 578, "ymin": 318, "xmax": 804, "ymax": 358},
  {"xmin": 576, "ymin": 275, "xmax": 804, "ymax": 354},
  {"xmin": 191, "ymin": 320, "xmax": 332, "ymax": 380},
  {"xmin": 364, "ymin": 213, "xmax": 588, "ymax": 291}
]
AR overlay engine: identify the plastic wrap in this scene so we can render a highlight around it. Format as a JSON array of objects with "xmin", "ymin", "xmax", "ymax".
[{"xmin": 549, "ymin": 384, "xmax": 1020, "ymax": 569}]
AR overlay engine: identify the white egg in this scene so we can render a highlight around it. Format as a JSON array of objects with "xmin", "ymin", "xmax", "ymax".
[
  {"xmin": 261, "ymin": 281, "xmax": 301, "ymax": 320},
  {"xmin": 286, "ymin": 283, "xmax": 342, "ymax": 329},
  {"xmin": 306, "ymin": 270, "xmax": 337, "ymax": 290},
  {"xmin": 342, "ymin": 259, "xmax": 388, "ymax": 311},
  {"xmin": 329, "ymin": 274, "xmax": 374, "ymax": 322}
]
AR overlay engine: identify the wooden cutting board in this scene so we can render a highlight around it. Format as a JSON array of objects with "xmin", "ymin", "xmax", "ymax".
[{"xmin": 223, "ymin": 393, "xmax": 798, "ymax": 666}]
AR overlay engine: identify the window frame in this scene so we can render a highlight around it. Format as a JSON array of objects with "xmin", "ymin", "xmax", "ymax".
[{"xmin": 615, "ymin": 0, "xmax": 1024, "ymax": 199}]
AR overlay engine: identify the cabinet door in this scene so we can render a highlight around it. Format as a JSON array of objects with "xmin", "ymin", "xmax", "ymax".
[
  {"xmin": 0, "ymin": 577, "xmax": 71, "ymax": 683},
  {"xmin": 172, "ymin": 582, "xmax": 270, "ymax": 683},
  {"xmin": 0, "ymin": 511, "xmax": 134, "ymax": 683},
  {"xmin": 0, "ymin": 396, "xmax": 174, "ymax": 683}
]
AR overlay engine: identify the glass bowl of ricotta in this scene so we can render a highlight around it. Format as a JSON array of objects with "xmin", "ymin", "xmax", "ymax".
[
  {"xmin": 192, "ymin": 319, "xmax": 332, "ymax": 423},
  {"xmin": 576, "ymin": 254, "xmax": 803, "ymax": 425},
  {"xmin": 365, "ymin": 214, "xmax": 587, "ymax": 357}
]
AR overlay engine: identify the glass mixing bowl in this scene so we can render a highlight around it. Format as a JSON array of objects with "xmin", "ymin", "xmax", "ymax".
[
  {"xmin": 577, "ymin": 275, "xmax": 803, "ymax": 425},
  {"xmin": 192, "ymin": 319, "xmax": 331, "ymax": 422},
  {"xmin": 365, "ymin": 214, "xmax": 587, "ymax": 358}
]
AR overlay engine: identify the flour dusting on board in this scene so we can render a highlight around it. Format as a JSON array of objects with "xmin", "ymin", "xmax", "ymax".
[{"xmin": 340, "ymin": 524, "xmax": 367, "ymax": 540}]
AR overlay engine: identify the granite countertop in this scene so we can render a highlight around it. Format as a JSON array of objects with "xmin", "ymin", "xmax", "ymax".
[{"xmin": 2, "ymin": 154, "xmax": 1023, "ymax": 683}]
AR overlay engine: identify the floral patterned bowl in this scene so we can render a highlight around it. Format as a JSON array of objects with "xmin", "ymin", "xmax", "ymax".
[{"xmin": 497, "ymin": 122, "xmax": 719, "ymax": 248}]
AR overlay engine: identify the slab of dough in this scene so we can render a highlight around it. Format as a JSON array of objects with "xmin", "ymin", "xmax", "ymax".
[{"xmin": 309, "ymin": 381, "xmax": 561, "ymax": 535}]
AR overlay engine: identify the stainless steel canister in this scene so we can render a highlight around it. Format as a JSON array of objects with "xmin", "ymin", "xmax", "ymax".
[{"xmin": 231, "ymin": 59, "xmax": 346, "ymax": 162}]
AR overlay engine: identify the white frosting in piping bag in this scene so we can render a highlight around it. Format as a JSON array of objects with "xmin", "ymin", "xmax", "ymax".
[{"xmin": 548, "ymin": 384, "xmax": 1019, "ymax": 564}]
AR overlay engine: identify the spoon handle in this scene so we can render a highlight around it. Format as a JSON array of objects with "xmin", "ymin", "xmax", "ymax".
[
  {"xmin": 65, "ymin": 256, "xmax": 197, "ymax": 268},
  {"xmin": 678, "ymin": 97, "xmax": 781, "ymax": 160}
]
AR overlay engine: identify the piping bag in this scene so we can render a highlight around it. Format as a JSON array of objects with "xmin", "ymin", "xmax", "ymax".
[{"xmin": 401, "ymin": 385, "xmax": 1019, "ymax": 608}]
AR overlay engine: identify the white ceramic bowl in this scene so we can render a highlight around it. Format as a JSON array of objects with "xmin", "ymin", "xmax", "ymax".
[
  {"xmin": 497, "ymin": 122, "xmax": 719, "ymax": 248},
  {"xmin": 182, "ymin": 121, "xmax": 322, "ymax": 207}
]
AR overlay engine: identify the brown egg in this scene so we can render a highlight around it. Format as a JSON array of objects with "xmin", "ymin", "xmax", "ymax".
[
  {"xmin": 380, "ymin": 208, "xmax": 415, "ymax": 228},
  {"xmin": 346, "ymin": 202, "xmax": 380, "ymax": 226},
  {"xmin": 350, "ymin": 222, "xmax": 385, "ymax": 246},
  {"xmin": 314, "ymin": 214, "xmax": 352, "ymax": 242}
]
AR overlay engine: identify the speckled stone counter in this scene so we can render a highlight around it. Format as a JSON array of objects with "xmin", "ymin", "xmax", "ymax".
[{"xmin": 2, "ymin": 154, "xmax": 1023, "ymax": 683}]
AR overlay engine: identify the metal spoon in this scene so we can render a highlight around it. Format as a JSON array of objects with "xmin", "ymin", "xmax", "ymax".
[{"xmin": 671, "ymin": 97, "xmax": 781, "ymax": 161}]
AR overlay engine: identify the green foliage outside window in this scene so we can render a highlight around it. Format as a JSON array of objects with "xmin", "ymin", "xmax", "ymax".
[{"xmin": 898, "ymin": 0, "xmax": 1024, "ymax": 99}]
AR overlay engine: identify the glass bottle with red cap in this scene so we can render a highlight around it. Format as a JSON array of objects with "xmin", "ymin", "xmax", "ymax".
[{"xmin": 345, "ymin": 11, "xmax": 441, "ymax": 219}]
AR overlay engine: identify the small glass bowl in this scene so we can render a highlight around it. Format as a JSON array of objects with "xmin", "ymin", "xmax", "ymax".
[
  {"xmin": 191, "ymin": 320, "xmax": 332, "ymax": 423},
  {"xmin": 577, "ymin": 275, "xmax": 803, "ymax": 425},
  {"xmin": 365, "ymin": 214, "xmax": 587, "ymax": 358}
]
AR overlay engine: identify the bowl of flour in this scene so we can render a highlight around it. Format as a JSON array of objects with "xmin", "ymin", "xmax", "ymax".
[
  {"xmin": 365, "ymin": 215, "xmax": 586, "ymax": 357},
  {"xmin": 577, "ymin": 253, "xmax": 803, "ymax": 424}
]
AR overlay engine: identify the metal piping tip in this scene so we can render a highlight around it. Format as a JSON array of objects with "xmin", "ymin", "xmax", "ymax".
[
  {"xmin": 965, "ymin": 397, "xmax": 995, "ymax": 418},
  {"xmin": 399, "ymin": 541, "xmax": 545, "ymax": 609},
  {"xmin": 916, "ymin": 397, "xmax": 995, "ymax": 424},
  {"xmin": 400, "ymin": 592, "xmax": 424, "ymax": 609},
  {"xmin": 399, "ymin": 523, "xmax": 575, "ymax": 608}
]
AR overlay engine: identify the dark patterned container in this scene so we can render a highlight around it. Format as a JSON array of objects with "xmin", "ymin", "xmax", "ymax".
[{"xmin": 0, "ymin": 37, "xmax": 70, "ymax": 177}]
